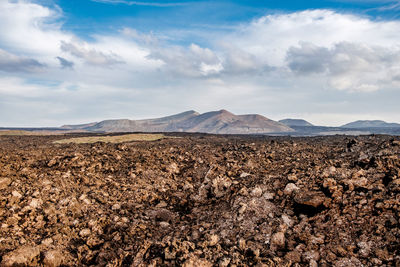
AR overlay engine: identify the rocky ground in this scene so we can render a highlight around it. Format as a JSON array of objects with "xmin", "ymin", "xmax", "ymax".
[{"xmin": 0, "ymin": 133, "xmax": 399, "ymax": 266}]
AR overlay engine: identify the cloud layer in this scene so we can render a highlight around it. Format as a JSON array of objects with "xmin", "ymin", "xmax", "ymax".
[{"xmin": 0, "ymin": 1, "xmax": 400, "ymax": 126}]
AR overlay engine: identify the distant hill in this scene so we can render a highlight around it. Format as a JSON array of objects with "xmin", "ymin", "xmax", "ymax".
[
  {"xmin": 63, "ymin": 110, "xmax": 293, "ymax": 134},
  {"xmin": 279, "ymin": 119, "xmax": 313, "ymax": 127},
  {"xmin": 341, "ymin": 120, "xmax": 400, "ymax": 128},
  {"xmin": 60, "ymin": 122, "xmax": 98, "ymax": 130}
]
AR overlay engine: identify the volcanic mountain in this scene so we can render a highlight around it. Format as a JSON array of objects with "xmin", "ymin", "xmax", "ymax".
[
  {"xmin": 341, "ymin": 120, "xmax": 400, "ymax": 128},
  {"xmin": 62, "ymin": 110, "xmax": 293, "ymax": 134}
]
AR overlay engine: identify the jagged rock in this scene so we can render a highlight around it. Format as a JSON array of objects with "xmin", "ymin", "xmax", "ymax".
[
  {"xmin": 11, "ymin": 190, "xmax": 22, "ymax": 198},
  {"xmin": 271, "ymin": 232, "xmax": 285, "ymax": 248},
  {"xmin": 294, "ymin": 191, "xmax": 327, "ymax": 208},
  {"xmin": 334, "ymin": 257, "xmax": 363, "ymax": 267},
  {"xmin": 250, "ymin": 187, "xmax": 263, "ymax": 197},
  {"xmin": 43, "ymin": 249, "xmax": 65, "ymax": 267},
  {"xmin": 182, "ymin": 256, "xmax": 213, "ymax": 267},
  {"xmin": 79, "ymin": 228, "xmax": 91, "ymax": 237},
  {"xmin": 207, "ymin": 234, "xmax": 219, "ymax": 246},
  {"xmin": 0, "ymin": 177, "xmax": 11, "ymax": 190},
  {"xmin": 1, "ymin": 246, "xmax": 40, "ymax": 266},
  {"xmin": 284, "ymin": 183, "xmax": 299, "ymax": 195}
]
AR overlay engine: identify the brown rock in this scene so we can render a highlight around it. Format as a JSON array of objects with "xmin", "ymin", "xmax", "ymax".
[
  {"xmin": 250, "ymin": 187, "xmax": 263, "ymax": 197},
  {"xmin": 271, "ymin": 232, "xmax": 285, "ymax": 248},
  {"xmin": 284, "ymin": 183, "xmax": 299, "ymax": 195},
  {"xmin": 288, "ymin": 174, "xmax": 298, "ymax": 181},
  {"xmin": 285, "ymin": 251, "xmax": 301, "ymax": 263},
  {"xmin": 0, "ymin": 177, "xmax": 11, "ymax": 190},
  {"xmin": 1, "ymin": 246, "xmax": 40, "ymax": 266},
  {"xmin": 207, "ymin": 234, "xmax": 219, "ymax": 246},
  {"xmin": 79, "ymin": 228, "xmax": 91, "ymax": 237},
  {"xmin": 43, "ymin": 250, "xmax": 65, "ymax": 267},
  {"xmin": 182, "ymin": 256, "xmax": 213, "ymax": 267},
  {"xmin": 166, "ymin": 162, "xmax": 180, "ymax": 174},
  {"xmin": 334, "ymin": 257, "xmax": 363, "ymax": 267},
  {"xmin": 212, "ymin": 176, "xmax": 232, "ymax": 198},
  {"xmin": 294, "ymin": 191, "xmax": 326, "ymax": 208}
]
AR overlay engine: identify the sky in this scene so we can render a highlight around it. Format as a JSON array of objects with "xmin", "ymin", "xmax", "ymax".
[{"xmin": 0, "ymin": 0, "xmax": 400, "ymax": 127}]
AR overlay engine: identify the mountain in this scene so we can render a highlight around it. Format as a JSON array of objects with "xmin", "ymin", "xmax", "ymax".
[
  {"xmin": 175, "ymin": 110, "xmax": 293, "ymax": 134},
  {"xmin": 279, "ymin": 119, "xmax": 313, "ymax": 127},
  {"xmin": 84, "ymin": 110, "xmax": 199, "ymax": 132},
  {"xmin": 341, "ymin": 120, "xmax": 400, "ymax": 128},
  {"xmin": 62, "ymin": 110, "xmax": 293, "ymax": 134}
]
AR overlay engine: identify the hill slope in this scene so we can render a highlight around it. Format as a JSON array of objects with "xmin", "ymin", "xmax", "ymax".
[{"xmin": 279, "ymin": 119, "xmax": 313, "ymax": 127}]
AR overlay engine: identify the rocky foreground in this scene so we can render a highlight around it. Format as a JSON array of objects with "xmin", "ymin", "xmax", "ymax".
[{"xmin": 0, "ymin": 134, "xmax": 399, "ymax": 266}]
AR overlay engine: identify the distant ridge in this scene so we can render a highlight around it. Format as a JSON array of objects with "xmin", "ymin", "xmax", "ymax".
[
  {"xmin": 279, "ymin": 119, "xmax": 313, "ymax": 127},
  {"xmin": 341, "ymin": 120, "xmax": 400, "ymax": 128},
  {"xmin": 62, "ymin": 110, "xmax": 294, "ymax": 134}
]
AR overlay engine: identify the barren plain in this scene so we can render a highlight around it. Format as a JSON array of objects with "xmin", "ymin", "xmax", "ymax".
[{"xmin": 0, "ymin": 133, "xmax": 399, "ymax": 266}]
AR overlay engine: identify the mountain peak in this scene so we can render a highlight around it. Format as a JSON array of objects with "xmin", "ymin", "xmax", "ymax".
[{"xmin": 217, "ymin": 109, "xmax": 233, "ymax": 115}]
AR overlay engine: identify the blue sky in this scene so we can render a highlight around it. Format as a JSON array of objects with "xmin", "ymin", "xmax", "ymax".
[
  {"xmin": 50, "ymin": 0, "xmax": 400, "ymax": 40},
  {"xmin": 0, "ymin": 0, "xmax": 400, "ymax": 126}
]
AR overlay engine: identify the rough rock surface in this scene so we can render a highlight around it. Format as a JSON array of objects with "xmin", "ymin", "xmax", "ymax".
[{"xmin": 0, "ymin": 133, "xmax": 399, "ymax": 266}]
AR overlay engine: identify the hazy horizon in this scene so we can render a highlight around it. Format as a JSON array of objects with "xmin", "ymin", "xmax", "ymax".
[
  {"xmin": 1, "ymin": 0, "xmax": 400, "ymax": 127},
  {"xmin": 1, "ymin": 108, "xmax": 400, "ymax": 128}
]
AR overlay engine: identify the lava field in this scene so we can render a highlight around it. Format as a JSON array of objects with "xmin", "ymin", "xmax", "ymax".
[{"xmin": 0, "ymin": 134, "xmax": 400, "ymax": 266}]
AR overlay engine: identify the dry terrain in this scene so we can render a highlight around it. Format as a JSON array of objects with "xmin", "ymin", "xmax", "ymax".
[{"xmin": 0, "ymin": 133, "xmax": 399, "ymax": 266}]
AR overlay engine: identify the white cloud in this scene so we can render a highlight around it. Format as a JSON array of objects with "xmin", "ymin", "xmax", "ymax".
[
  {"xmin": 148, "ymin": 43, "xmax": 223, "ymax": 77},
  {"xmin": 223, "ymin": 10, "xmax": 400, "ymax": 66},
  {"xmin": 121, "ymin": 28, "xmax": 159, "ymax": 45},
  {"xmin": 60, "ymin": 40, "xmax": 125, "ymax": 66},
  {"xmin": 220, "ymin": 9, "xmax": 400, "ymax": 92},
  {"xmin": 0, "ymin": 0, "xmax": 71, "ymax": 59},
  {"xmin": 286, "ymin": 42, "xmax": 400, "ymax": 92}
]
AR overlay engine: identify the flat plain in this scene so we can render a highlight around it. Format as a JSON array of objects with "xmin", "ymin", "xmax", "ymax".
[{"xmin": 0, "ymin": 133, "xmax": 399, "ymax": 266}]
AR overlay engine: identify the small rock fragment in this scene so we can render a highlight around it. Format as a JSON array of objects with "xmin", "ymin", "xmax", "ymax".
[
  {"xmin": 0, "ymin": 177, "xmax": 11, "ymax": 190},
  {"xmin": 288, "ymin": 174, "xmax": 298, "ymax": 181},
  {"xmin": 250, "ymin": 187, "xmax": 263, "ymax": 197},
  {"xmin": 281, "ymin": 214, "xmax": 293, "ymax": 227},
  {"xmin": 41, "ymin": 238, "xmax": 54, "ymax": 246},
  {"xmin": 29, "ymin": 198, "xmax": 41, "ymax": 209},
  {"xmin": 334, "ymin": 257, "xmax": 363, "ymax": 267},
  {"xmin": 284, "ymin": 183, "xmax": 299, "ymax": 195},
  {"xmin": 166, "ymin": 162, "xmax": 180, "ymax": 174},
  {"xmin": 43, "ymin": 250, "xmax": 65, "ymax": 267},
  {"xmin": 271, "ymin": 232, "xmax": 285, "ymax": 248},
  {"xmin": 183, "ymin": 256, "xmax": 213, "ymax": 267},
  {"xmin": 111, "ymin": 203, "xmax": 121, "ymax": 210},
  {"xmin": 208, "ymin": 234, "xmax": 219, "ymax": 246},
  {"xmin": 294, "ymin": 191, "xmax": 327, "ymax": 208},
  {"xmin": 159, "ymin": 222, "xmax": 170, "ymax": 227},
  {"xmin": 240, "ymin": 172, "xmax": 251, "ymax": 178},
  {"xmin": 11, "ymin": 190, "xmax": 22, "ymax": 198},
  {"xmin": 285, "ymin": 251, "xmax": 301, "ymax": 263},
  {"xmin": 79, "ymin": 228, "xmax": 91, "ymax": 237}
]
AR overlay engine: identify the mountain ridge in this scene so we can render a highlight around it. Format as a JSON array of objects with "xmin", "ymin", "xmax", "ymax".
[{"xmin": 62, "ymin": 110, "xmax": 293, "ymax": 134}]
